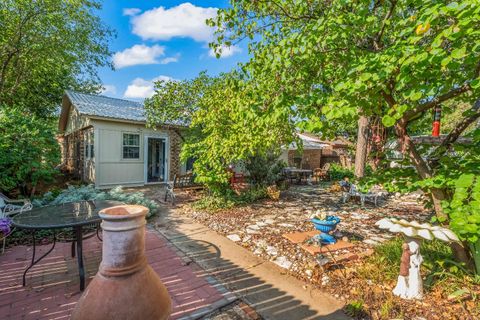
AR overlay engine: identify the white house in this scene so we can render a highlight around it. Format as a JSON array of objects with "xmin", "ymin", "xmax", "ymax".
[{"xmin": 58, "ymin": 91, "xmax": 190, "ymax": 189}]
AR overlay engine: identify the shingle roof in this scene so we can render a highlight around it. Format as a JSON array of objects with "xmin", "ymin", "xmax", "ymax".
[{"xmin": 65, "ymin": 90, "xmax": 184, "ymax": 126}]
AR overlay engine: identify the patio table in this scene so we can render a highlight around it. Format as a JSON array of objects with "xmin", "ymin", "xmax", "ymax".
[
  {"xmin": 11, "ymin": 200, "xmax": 122, "ymax": 291},
  {"xmin": 285, "ymin": 169, "xmax": 313, "ymax": 184}
]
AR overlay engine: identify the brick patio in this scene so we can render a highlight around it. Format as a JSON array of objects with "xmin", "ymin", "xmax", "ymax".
[{"xmin": 0, "ymin": 229, "xmax": 235, "ymax": 319}]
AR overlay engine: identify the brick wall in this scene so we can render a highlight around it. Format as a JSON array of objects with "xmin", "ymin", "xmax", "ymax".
[
  {"xmin": 62, "ymin": 130, "xmax": 85, "ymax": 179},
  {"xmin": 168, "ymin": 129, "xmax": 182, "ymax": 178},
  {"xmin": 287, "ymin": 149, "xmax": 322, "ymax": 169},
  {"xmin": 302, "ymin": 149, "xmax": 322, "ymax": 169}
]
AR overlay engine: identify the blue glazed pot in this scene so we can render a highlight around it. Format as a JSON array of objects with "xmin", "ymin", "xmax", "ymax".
[{"xmin": 310, "ymin": 216, "xmax": 341, "ymax": 233}]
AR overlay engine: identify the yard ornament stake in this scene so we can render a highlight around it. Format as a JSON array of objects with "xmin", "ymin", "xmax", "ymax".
[{"xmin": 375, "ymin": 218, "xmax": 459, "ymax": 300}]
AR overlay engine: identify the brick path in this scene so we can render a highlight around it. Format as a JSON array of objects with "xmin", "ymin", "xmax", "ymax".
[{"xmin": 0, "ymin": 229, "xmax": 235, "ymax": 319}]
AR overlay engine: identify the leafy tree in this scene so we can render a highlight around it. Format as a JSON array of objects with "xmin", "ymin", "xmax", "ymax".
[
  {"xmin": 209, "ymin": 1, "xmax": 480, "ymax": 214},
  {"xmin": 0, "ymin": 0, "xmax": 114, "ymax": 116},
  {"xmin": 208, "ymin": 1, "xmax": 480, "ymax": 267},
  {"xmin": 0, "ymin": 107, "xmax": 60, "ymax": 195},
  {"xmin": 145, "ymin": 72, "xmax": 295, "ymax": 193}
]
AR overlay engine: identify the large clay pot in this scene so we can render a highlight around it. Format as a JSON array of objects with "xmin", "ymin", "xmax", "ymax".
[{"xmin": 71, "ymin": 205, "xmax": 171, "ymax": 320}]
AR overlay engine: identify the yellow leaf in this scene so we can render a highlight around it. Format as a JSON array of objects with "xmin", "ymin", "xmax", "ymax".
[{"xmin": 416, "ymin": 22, "xmax": 430, "ymax": 35}]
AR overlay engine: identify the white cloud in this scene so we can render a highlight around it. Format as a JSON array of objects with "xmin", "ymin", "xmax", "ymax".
[
  {"xmin": 123, "ymin": 8, "xmax": 141, "ymax": 16},
  {"xmin": 208, "ymin": 44, "xmax": 241, "ymax": 58},
  {"xmin": 160, "ymin": 54, "xmax": 180, "ymax": 64},
  {"xmin": 101, "ymin": 85, "xmax": 116, "ymax": 95},
  {"xmin": 131, "ymin": 3, "xmax": 218, "ymax": 42},
  {"xmin": 113, "ymin": 44, "xmax": 167, "ymax": 69},
  {"xmin": 123, "ymin": 76, "xmax": 174, "ymax": 99}
]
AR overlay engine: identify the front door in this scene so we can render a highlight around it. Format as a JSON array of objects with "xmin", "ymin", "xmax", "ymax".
[{"xmin": 146, "ymin": 137, "xmax": 167, "ymax": 183}]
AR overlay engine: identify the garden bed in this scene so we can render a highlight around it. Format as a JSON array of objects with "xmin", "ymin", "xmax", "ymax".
[{"xmin": 180, "ymin": 185, "xmax": 480, "ymax": 319}]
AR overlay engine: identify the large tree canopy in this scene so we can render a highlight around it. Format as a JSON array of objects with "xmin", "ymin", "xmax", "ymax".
[
  {"xmin": 208, "ymin": 0, "xmax": 480, "ymax": 268},
  {"xmin": 208, "ymin": 0, "xmax": 480, "ymax": 211},
  {"xmin": 0, "ymin": 0, "xmax": 114, "ymax": 116},
  {"xmin": 0, "ymin": 0, "xmax": 113, "ymax": 195},
  {"xmin": 145, "ymin": 72, "xmax": 296, "ymax": 192},
  {"xmin": 146, "ymin": 0, "xmax": 480, "ymax": 270}
]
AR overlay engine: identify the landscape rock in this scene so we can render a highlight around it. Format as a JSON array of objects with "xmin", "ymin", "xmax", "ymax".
[{"xmin": 227, "ymin": 234, "xmax": 242, "ymax": 242}]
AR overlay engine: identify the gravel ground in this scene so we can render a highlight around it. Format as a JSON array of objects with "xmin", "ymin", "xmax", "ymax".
[{"xmin": 180, "ymin": 185, "xmax": 431, "ymax": 281}]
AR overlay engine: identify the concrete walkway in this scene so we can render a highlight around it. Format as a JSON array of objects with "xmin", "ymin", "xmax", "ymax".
[{"xmin": 153, "ymin": 204, "xmax": 349, "ymax": 320}]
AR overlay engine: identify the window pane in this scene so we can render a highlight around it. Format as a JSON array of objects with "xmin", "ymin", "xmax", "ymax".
[
  {"xmin": 131, "ymin": 134, "xmax": 139, "ymax": 146},
  {"xmin": 123, "ymin": 133, "xmax": 140, "ymax": 146},
  {"xmin": 123, "ymin": 146, "xmax": 140, "ymax": 159}
]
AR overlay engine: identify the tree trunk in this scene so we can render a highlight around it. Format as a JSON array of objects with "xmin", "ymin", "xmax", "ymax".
[
  {"xmin": 354, "ymin": 116, "xmax": 369, "ymax": 178},
  {"xmin": 394, "ymin": 122, "xmax": 473, "ymax": 269}
]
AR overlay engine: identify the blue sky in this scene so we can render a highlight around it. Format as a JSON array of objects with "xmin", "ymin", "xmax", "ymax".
[{"xmin": 97, "ymin": 1, "xmax": 248, "ymax": 100}]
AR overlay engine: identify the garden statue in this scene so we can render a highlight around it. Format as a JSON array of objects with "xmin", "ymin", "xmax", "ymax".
[{"xmin": 376, "ymin": 218, "xmax": 459, "ymax": 300}]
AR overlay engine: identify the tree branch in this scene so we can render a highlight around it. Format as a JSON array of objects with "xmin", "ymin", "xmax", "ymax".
[
  {"xmin": 431, "ymin": 106, "xmax": 480, "ymax": 157},
  {"xmin": 374, "ymin": 0, "xmax": 397, "ymax": 50},
  {"xmin": 403, "ymin": 83, "xmax": 471, "ymax": 121}
]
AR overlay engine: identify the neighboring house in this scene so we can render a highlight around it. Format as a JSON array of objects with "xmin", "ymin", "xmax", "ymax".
[
  {"xmin": 58, "ymin": 91, "xmax": 190, "ymax": 189},
  {"xmin": 279, "ymin": 132, "xmax": 352, "ymax": 169}
]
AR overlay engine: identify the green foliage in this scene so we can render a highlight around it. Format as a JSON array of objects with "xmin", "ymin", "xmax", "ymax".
[
  {"xmin": 211, "ymin": 1, "xmax": 480, "ymax": 135},
  {"xmin": 193, "ymin": 186, "xmax": 268, "ymax": 212},
  {"xmin": 328, "ymin": 163, "xmax": 354, "ymax": 181},
  {"xmin": 344, "ymin": 300, "xmax": 367, "ymax": 318},
  {"xmin": 34, "ymin": 185, "xmax": 159, "ymax": 217},
  {"xmin": 0, "ymin": 0, "xmax": 113, "ymax": 117},
  {"xmin": 145, "ymin": 72, "xmax": 295, "ymax": 192},
  {"xmin": 210, "ymin": 0, "xmax": 480, "ymax": 267},
  {"xmin": 443, "ymin": 173, "xmax": 480, "ymax": 274},
  {"xmin": 0, "ymin": 107, "xmax": 60, "ymax": 193},
  {"xmin": 244, "ymin": 152, "xmax": 285, "ymax": 186}
]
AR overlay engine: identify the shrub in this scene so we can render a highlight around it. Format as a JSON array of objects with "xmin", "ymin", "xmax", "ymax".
[
  {"xmin": 194, "ymin": 185, "xmax": 268, "ymax": 211},
  {"xmin": 0, "ymin": 107, "xmax": 60, "ymax": 195},
  {"xmin": 328, "ymin": 163, "xmax": 354, "ymax": 181},
  {"xmin": 244, "ymin": 152, "xmax": 286, "ymax": 186},
  {"xmin": 34, "ymin": 185, "xmax": 159, "ymax": 217}
]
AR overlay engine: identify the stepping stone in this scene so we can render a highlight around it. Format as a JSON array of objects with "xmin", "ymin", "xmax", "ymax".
[
  {"xmin": 274, "ymin": 256, "xmax": 292, "ymax": 269},
  {"xmin": 266, "ymin": 246, "xmax": 278, "ymax": 256},
  {"xmin": 300, "ymin": 240, "xmax": 356, "ymax": 255},
  {"xmin": 227, "ymin": 234, "xmax": 241, "ymax": 242},
  {"xmin": 363, "ymin": 239, "xmax": 381, "ymax": 246},
  {"xmin": 279, "ymin": 223, "xmax": 294, "ymax": 228},
  {"xmin": 283, "ymin": 230, "xmax": 319, "ymax": 243}
]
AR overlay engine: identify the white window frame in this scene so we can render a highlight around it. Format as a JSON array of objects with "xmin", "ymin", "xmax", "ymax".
[
  {"xmin": 122, "ymin": 133, "xmax": 141, "ymax": 160},
  {"xmin": 84, "ymin": 129, "xmax": 94, "ymax": 160}
]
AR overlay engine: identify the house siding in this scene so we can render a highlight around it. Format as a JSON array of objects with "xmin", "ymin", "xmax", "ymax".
[{"xmin": 91, "ymin": 119, "xmax": 182, "ymax": 189}]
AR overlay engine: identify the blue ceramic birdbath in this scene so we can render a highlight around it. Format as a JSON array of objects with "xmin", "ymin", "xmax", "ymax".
[{"xmin": 310, "ymin": 215, "xmax": 341, "ymax": 244}]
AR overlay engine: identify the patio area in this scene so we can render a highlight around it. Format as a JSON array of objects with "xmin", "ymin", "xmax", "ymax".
[{"xmin": 0, "ymin": 229, "xmax": 237, "ymax": 320}]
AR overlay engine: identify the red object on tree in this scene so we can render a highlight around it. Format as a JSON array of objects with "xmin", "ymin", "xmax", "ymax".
[
  {"xmin": 432, "ymin": 106, "xmax": 441, "ymax": 137},
  {"xmin": 227, "ymin": 167, "xmax": 245, "ymax": 187}
]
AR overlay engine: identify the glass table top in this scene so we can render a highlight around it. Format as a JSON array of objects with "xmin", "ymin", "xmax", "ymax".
[{"xmin": 11, "ymin": 200, "xmax": 123, "ymax": 229}]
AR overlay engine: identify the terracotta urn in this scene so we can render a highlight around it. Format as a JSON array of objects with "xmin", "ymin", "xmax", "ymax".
[{"xmin": 71, "ymin": 205, "xmax": 171, "ymax": 320}]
